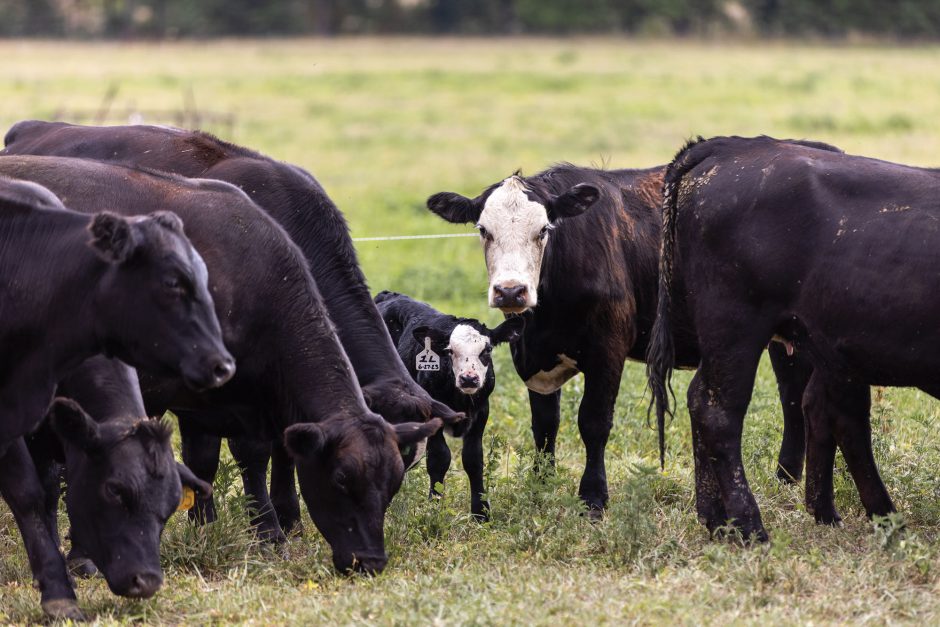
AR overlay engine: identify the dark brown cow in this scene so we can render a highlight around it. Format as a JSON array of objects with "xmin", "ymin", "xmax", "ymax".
[
  {"xmin": 427, "ymin": 163, "xmax": 814, "ymax": 515},
  {"xmin": 648, "ymin": 135, "xmax": 940, "ymax": 541},
  {"xmin": 0, "ymin": 177, "xmax": 231, "ymax": 620}
]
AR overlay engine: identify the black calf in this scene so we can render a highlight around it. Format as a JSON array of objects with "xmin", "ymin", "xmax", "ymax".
[{"xmin": 375, "ymin": 291, "xmax": 523, "ymax": 519}]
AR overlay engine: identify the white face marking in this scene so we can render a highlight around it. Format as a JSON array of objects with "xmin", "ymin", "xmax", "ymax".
[
  {"xmin": 477, "ymin": 177, "xmax": 550, "ymax": 312},
  {"xmin": 448, "ymin": 324, "xmax": 489, "ymax": 394},
  {"xmin": 524, "ymin": 354, "xmax": 579, "ymax": 395}
]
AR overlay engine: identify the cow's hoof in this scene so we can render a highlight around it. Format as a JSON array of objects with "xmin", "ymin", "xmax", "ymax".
[
  {"xmin": 775, "ymin": 464, "xmax": 802, "ymax": 485},
  {"xmin": 814, "ymin": 508, "xmax": 843, "ymax": 527},
  {"xmin": 68, "ymin": 557, "xmax": 99, "ymax": 578},
  {"xmin": 471, "ymin": 502, "xmax": 490, "ymax": 522},
  {"xmin": 41, "ymin": 598, "xmax": 85, "ymax": 621}
]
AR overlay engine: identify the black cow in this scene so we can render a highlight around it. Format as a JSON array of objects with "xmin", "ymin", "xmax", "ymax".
[
  {"xmin": 426, "ymin": 164, "xmax": 814, "ymax": 516},
  {"xmin": 2, "ymin": 120, "xmax": 464, "ymax": 533},
  {"xmin": 0, "ymin": 156, "xmax": 440, "ymax": 575},
  {"xmin": 0, "ymin": 177, "xmax": 231, "ymax": 620},
  {"xmin": 648, "ymin": 135, "xmax": 940, "ymax": 541},
  {"xmin": 374, "ymin": 291, "xmax": 524, "ymax": 519},
  {"xmin": 27, "ymin": 356, "xmax": 213, "ymax": 595}
]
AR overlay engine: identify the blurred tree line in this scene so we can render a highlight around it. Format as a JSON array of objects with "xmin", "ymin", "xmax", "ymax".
[{"xmin": 2, "ymin": 0, "xmax": 939, "ymax": 39}]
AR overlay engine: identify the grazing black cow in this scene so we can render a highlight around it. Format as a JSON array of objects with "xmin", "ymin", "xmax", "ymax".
[
  {"xmin": 0, "ymin": 156, "xmax": 440, "ymax": 575},
  {"xmin": 427, "ymin": 165, "xmax": 817, "ymax": 515},
  {"xmin": 374, "ymin": 291, "xmax": 524, "ymax": 519},
  {"xmin": 3, "ymin": 120, "xmax": 465, "ymax": 533},
  {"xmin": 27, "ymin": 356, "xmax": 213, "ymax": 595},
  {"xmin": 648, "ymin": 135, "xmax": 940, "ymax": 541},
  {"xmin": 0, "ymin": 177, "xmax": 231, "ymax": 619}
]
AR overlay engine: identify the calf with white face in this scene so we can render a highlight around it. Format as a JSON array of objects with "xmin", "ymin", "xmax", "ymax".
[{"xmin": 375, "ymin": 291, "xmax": 523, "ymax": 520}]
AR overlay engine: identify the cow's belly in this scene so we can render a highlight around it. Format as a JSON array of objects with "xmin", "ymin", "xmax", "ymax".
[{"xmin": 525, "ymin": 354, "xmax": 579, "ymax": 395}]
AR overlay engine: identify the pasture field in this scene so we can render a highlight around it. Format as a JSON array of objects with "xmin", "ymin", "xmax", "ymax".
[{"xmin": 2, "ymin": 38, "xmax": 940, "ymax": 624}]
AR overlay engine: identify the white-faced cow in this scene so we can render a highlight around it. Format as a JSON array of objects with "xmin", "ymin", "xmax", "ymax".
[
  {"xmin": 427, "ymin": 164, "xmax": 816, "ymax": 516},
  {"xmin": 648, "ymin": 135, "xmax": 940, "ymax": 542},
  {"xmin": 0, "ymin": 177, "xmax": 231, "ymax": 620},
  {"xmin": 374, "ymin": 291, "xmax": 524, "ymax": 519},
  {"xmin": 0, "ymin": 156, "xmax": 440, "ymax": 577}
]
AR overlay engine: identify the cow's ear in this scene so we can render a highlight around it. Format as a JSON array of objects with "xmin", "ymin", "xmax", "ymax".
[
  {"xmin": 176, "ymin": 462, "xmax": 213, "ymax": 498},
  {"xmin": 49, "ymin": 398, "xmax": 101, "ymax": 452},
  {"xmin": 89, "ymin": 212, "xmax": 138, "ymax": 263},
  {"xmin": 426, "ymin": 192, "xmax": 483, "ymax": 224},
  {"xmin": 150, "ymin": 210, "xmax": 185, "ymax": 234},
  {"xmin": 490, "ymin": 316, "xmax": 525, "ymax": 346},
  {"xmin": 547, "ymin": 183, "xmax": 599, "ymax": 220},
  {"xmin": 394, "ymin": 418, "xmax": 442, "ymax": 447},
  {"xmin": 412, "ymin": 325, "xmax": 450, "ymax": 351},
  {"xmin": 283, "ymin": 423, "xmax": 328, "ymax": 461}
]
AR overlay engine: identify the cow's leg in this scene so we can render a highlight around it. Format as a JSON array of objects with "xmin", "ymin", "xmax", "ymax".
[
  {"xmin": 178, "ymin": 417, "xmax": 221, "ymax": 524},
  {"xmin": 824, "ymin": 378, "xmax": 895, "ymax": 519},
  {"xmin": 24, "ymin": 430, "xmax": 62, "ymax": 547},
  {"xmin": 687, "ymin": 373, "xmax": 728, "ymax": 532},
  {"xmin": 529, "ymin": 389, "xmax": 561, "ymax": 470},
  {"xmin": 802, "ymin": 371, "xmax": 841, "ymax": 524},
  {"xmin": 768, "ymin": 343, "xmax": 812, "ymax": 483},
  {"xmin": 689, "ymin": 329, "xmax": 768, "ymax": 541},
  {"xmin": 0, "ymin": 438, "xmax": 82, "ymax": 620},
  {"xmin": 461, "ymin": 403, "xmax": 490, "ymax": 521},
  {"xmin": 426, "ymin": 429, "xmax": 451, "ymax": 498},
  {"xmin": 576, "ymin": 364, "xmax": 623, "ymax": 516},
  {"xmin": 228, "ymin": 437, "xmax": 286, "ymax": 544},
  {"xmin": 269, "ymin": 438, "xmax": 302, "ymax": 535}
]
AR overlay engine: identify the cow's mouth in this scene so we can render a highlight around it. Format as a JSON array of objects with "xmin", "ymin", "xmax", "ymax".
[{"xmin": 496, "ymin": 305, "xmax": 528, "ymax": 314}]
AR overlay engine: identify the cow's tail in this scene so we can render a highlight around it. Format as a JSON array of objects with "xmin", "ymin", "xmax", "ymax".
[{"xmin": 647, "ymin": 136, "xmax": 707, "ymax": 469}]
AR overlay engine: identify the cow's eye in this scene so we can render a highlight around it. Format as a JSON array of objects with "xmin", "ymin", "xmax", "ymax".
[
  {"xmin": 332, "ymin": 471, "xmax": 349, "ymax": 495},
  {"xmin": 104, "ymin": 481, "xmax": 124, "ymax": 506},
  {"xmin": 538, "ymin": 225, "xmax": 553, "ymax": 240},
  {"xmin": 476, "ymin": 224, "xmax": 491, "ymax": 241}
]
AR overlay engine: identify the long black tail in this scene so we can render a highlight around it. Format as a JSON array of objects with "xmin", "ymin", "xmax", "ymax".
[{"xmin": 646, "ymin": 136, "xmax": 706, "ymax": 469}]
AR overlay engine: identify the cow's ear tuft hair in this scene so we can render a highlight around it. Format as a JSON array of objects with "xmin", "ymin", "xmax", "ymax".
[
  {"xmin": 394, "ymin": 418, "xmax": 443, "ymax": 447},
  {"xmin": 283, "ymin": 423, "xmax": 328, "ymax": 461},
  {"xmin": 548, "ymin": 184, "xmax": 599, "ymax": 220},
  {"xmin": 426, "ymin": 192, "xmax": 482, "ymax": 224},
  {"xmin": 150, "ymin": 210, "xmax": 185, "ymax": 234},
  {"xmin": 89, "ymin": 212, "xmax": 138, "ymax": 263},
  {"xmin": 176, "ymin": 462, "xmax": 213, "ymax": 498},
  {"xmin": 490, "ymin": 316, "xmax": 525, "ymax": 346},
  {"xmin": 49, "ymin": 398, "xmax": 101, "ymax": 452}
]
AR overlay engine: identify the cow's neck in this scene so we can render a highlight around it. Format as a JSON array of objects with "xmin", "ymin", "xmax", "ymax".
[{"xmin": 0, "ymin": 211, "xmax": 102, "ymax": 439}]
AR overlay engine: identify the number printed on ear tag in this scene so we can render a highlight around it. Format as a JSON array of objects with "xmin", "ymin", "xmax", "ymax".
[{"xmin": 416, "ymin": 337, "xmax": 440, "ymax": 372}]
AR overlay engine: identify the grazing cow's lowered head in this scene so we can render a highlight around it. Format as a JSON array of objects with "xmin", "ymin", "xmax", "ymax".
[
  {"xmin": 48, "ymin": 398, "xmax": 212, "ymax": 599},
  {"xmin": 89, "ymin": 210, "xmax": 235, "ymax": 390},
  {"xmin": 427, "ymin": 175, "xmax": 599, "ymax": 312},
  {"xmin": 284, "ymin": 414, "xmax": 442, "ymax": 574},
  {"xmin": 414, "ymin": 317, "xmax": 524, "ymax": 397}
]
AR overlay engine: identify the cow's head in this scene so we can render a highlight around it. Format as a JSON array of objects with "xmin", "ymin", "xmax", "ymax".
[
  {"xmin": 427, "ymin": 176, "xmax": 599, "ymax": 312},
  {"xmin": 284, "ymin": 414, "xmax": 442, "ymax": 574},
  {"xmin": 413, "ymin": 317, "xmax": 524, "ymax": 396},
  {"xmin": 49, "ymin": 398, "xmax": 212, "ymax": 599},
  {"xmin": 89, "ymin": 211, "xmax": 235, "ymax": 391}
]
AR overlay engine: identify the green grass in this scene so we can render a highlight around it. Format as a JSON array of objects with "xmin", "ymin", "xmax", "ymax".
[{"xmin": 2, "ymin": 38, "xmax": 940, "ymax": 624}]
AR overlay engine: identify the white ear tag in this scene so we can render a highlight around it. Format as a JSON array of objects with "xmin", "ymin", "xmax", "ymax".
[{"xmin": 416, "ymin": 337, "xmax": 441, "ymax": 372}]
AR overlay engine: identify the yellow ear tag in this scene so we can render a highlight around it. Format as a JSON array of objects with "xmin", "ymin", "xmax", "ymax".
[{"xmin": 177, "ymin": 486, "xmax": 195, "ymax": 512}]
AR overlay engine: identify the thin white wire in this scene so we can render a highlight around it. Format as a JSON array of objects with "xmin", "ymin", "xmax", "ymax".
[{"xmin": 352, "ymin": 233, "xmax": 478, "ymax": 242}]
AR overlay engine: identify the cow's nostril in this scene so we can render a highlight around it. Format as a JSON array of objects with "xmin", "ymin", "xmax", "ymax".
[{"xmin": 212, "ymin": 357, "xmax": 235, "ymax": 383}]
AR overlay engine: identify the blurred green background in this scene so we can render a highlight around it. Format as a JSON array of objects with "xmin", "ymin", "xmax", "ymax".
[{"xmin": 2, "ymin": 37, "xmax": 940, "ymax": 624}]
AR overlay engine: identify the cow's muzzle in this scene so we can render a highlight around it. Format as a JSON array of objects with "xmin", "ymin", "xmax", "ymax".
[{"xmin": 491, "ymin": 283, "xmax": 529, "ymax": 312}]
